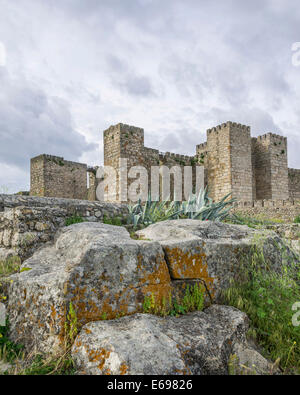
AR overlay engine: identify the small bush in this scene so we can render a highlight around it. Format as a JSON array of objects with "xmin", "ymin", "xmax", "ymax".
[
  {"xmin": 0, "ymin": 256, "xmax": 21, "ymax": 277},
  {"xmin": 0, "ymin": 319, "xmax": 24, "ymax": 363},
  {"xmin": 64, "ymin": 302, "xmax": 78, "ymax": 348},
  {"xmin": 294, "ymin": 215, "xmax": 300, "ymax": 224},
  {"xmin": 226, "ymin": 213, "xmax": 284, "ymax": 228},
  {"xmin": 19, "ymin": 353, "xmax": 75, "ymax": 375},
  {"xmin": 222, "ymin": 244, "xmax": 300, "ymax": 374},
  {"xmin": 103, "ymin": 215, "xmax": 124, "ymax": 226},
  {"xmin": 65, "ymin": 215, "xmax": 84, "ymax": 226}
]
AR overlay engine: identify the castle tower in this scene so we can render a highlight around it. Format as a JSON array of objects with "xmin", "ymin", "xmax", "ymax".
[
  {"xmin": 30, "ymin": 154, "xmax": 87, "ymax": 199},
  {"xmin": 252, "ymin": 133, "xmax": 288, "ymax": 200},
  {"xmin": 103, "ymin": 123, "xmax": 145, "ymax": 202},
  {"xmin": 205, "ymin": 122, "xmax": 253, "ymax": 201}
]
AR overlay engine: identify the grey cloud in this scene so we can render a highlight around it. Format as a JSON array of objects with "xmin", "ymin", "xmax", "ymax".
[
  {"xmin": 0, "ymin": 67, "xmax": 97, "ymax": 169},
  {"xmin": 119, "ymin": 75, "xmax": 154, "ymax": 97},
  {"xmin": 0, "ymin": 0, "xmax": 300, "ymax": 190},
  {"xmin": 106, "ymin": 55, "xmax": 154, "ymax": 97},
  {"xmin": 203, "ymin": 107, "xmax": 282, "ymax": 136}
]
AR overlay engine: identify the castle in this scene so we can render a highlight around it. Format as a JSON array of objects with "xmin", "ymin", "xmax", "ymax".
[{"xmin": 30, "ymin": 121, "xmax": 300, "ymax": 202}]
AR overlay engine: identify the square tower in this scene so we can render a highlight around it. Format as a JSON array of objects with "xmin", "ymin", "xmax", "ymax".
[
  {"xmin": 252, "ymin": 133, "xmax": 288, "ymax": 200},
  {"xmin": 103, "ymin": 123, "xmax": 145, "ymax": 202},
  {"xmin": 206, "ymin": 122, "xmax": 253, "ymax": 201},
  {"xmin": 30, "ymin": 154, "xmax": 87, "ymax": 199}
]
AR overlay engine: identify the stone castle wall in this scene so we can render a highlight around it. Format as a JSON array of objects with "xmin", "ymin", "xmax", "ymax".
[
  {"xmin": 30, "ymin": 154, "xmax": 87, "ymax": 200},
  {"xmin": 200, "ymin": 122, "xmax": 253, "ymax": 201},
  {"xmin": 252, "ymin": 134, "xmax": 288, "ymax": 200},
  {"xmin": 102, "ymin": 121, "xmax": 297, "ymax": 203},
  {"xmin": 29, "ymin": 121, "xmax": 300, "ymax": 204},
  {"xmin": 0, "ymin": 194, "xmax": 129, "ymax": 261},
  {"xmin": 288, "ymin": 168, "xmax": 300, "ymax": 200},
  {"xmin": 231, "ymin": 199, "xmax": 299, "ymax": 222},
  {"xmin": 103, "ymin": 123, "xmax": 197, "ymax": 202}
]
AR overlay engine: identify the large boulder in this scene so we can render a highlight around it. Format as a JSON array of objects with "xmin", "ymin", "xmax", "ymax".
[
  {"xmin": 7, "ymin": 222, "xmax": 171, "ymax": 353},
  {"xmin": 7, "ymin": 220, "xmax": 296, "ymax": 355},
  {"xmin": 71, "ymin": 305, "xmax": 274, "ymax": 375},
  {"xmin": 136, "ymin": 220, "xmax": 296, "ymax": 300}
]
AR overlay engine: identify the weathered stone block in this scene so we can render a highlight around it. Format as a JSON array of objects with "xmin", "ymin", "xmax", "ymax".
[
  {"xmin": 136, "ymin": 220, "xmax": 296, "ymax": 300},
  {"xmin": 7, "ymin": 222, "xmax": 171, "ymax": 353},
  {"xmin": 71, "ymin": 305, "xmax": 274, "ymax": 375}
]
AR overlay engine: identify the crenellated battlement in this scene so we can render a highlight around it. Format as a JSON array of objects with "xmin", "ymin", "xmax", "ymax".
[
  {"xmin": 104, "ymin": 123, "xmax": 144, "ymax": 136},
  {"xmin": 196, "ymin": 142, "xmax": 207, "ymax": 150},
  {"xmin": 256, "ymin": 132, "xmax": 287, "ymax": 144},
  {"xmin": 207, "ymin": 121, "xmax": 250, "ymax": 134},
  {"xmin": 159, "ymin": 151, "xmax": 195, "ymax": 165},
  {"xmin": 30, "ymin": 119, "xmax": 299, "ymax": 203}
]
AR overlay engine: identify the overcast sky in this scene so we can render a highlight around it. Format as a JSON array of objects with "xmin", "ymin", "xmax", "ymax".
[{"xmin": 0, "ymin": 0, "xmax": 300, "ymax": 193}]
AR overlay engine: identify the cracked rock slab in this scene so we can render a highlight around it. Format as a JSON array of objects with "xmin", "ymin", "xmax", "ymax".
[
  {"xmin": 136, "ymin": 220, "xmax": 296, "ymax": 300},
  {"xmin": 71, "ymin": 305, "xmax": 271, "ymax": 375},
  {"xmin": 7, "ymin": 222, "xmax": 171, "ymax": 353}
]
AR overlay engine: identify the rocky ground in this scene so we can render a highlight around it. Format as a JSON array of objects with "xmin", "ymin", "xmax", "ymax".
[{"xmin": 0, "ymin": 218, "xmax": 299, "ymax": 375}]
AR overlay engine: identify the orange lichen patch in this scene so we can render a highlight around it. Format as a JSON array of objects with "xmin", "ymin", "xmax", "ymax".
[
  {"xmin": 164, "ymin": 246, "xmax": 215, "ymax": 295},
  {"xmin": 72, "ymin": 289, "xmax": 114, "ymax": 322},
  {"xmin": 85, "ymin": 346, "xmax": 113, "ymax": 374},
  {"xmin": 175, "ymin": 345, "xmax": 193, "ymax": 375},
  {"xmin": 90, "ymin": 348, "xmax": 110, "ymax": 369},
  {"xmin": 174, "ymin": 368, "xmax": 192, "ymax": 375},
  {"xmin": 119, "ymin": 362, "xmax": 129, "ymax": 375},
  {"xmin": 136, "ymin": 254, "xmax": 171, "ymax": 285},
  {"xmin": 50, "ymin": 305, "xmax": 57, "ymax": 322}
]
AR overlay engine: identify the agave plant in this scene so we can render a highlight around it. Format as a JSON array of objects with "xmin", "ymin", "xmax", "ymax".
[
  {"xmin": 181, "ymin": 189, "xmax": 236, "ymax": 221},
  {"xmin": 128, "ymin": 188, "xmax": 236, "ymax": 228},
  {"xmin": 127, "ymin": 195, "xmax": 182, "ymax": 227}
]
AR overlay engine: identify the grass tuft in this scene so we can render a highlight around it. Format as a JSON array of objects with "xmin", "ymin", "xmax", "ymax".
[{"xmin": 222, "ymin": 243, "xmax": 300, "ymax": 374}]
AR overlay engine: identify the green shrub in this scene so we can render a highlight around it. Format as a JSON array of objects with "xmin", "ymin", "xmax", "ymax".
[
  {"xmin": 222, "ymin": 245, "xmax": 300, "ymax": 374},
  {"xmin": 64, "ymin": 302, "xmax": 78, "ymax": 348},
  {"xmin": 65, "ymin": 215, "xmax": 84, "ymax": 226},
  {"xmin": 294, "ymin": 215, "xmax": 300, "ymax": 224},
  {"xmin": 0, "ymin": 319, "xmax": 24, "ymax": 363},
  {"xmin": 0, "ymin": 256, "xmax": 21, "ymax": 277},
  {"xmin": 226, "ymin": 213, "xmax": 284, "ymax": 228},
  {"xmin": 18, "ymin": 353, "xmax": 75, "ymax": 375},
  {"xmin": 103, "ymin": 215, "xmax": 124, "ymax": 226}
]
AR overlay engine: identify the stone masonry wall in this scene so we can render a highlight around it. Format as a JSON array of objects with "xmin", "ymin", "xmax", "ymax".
[
  {"xmin": 0, "ymin": 194, "xmax": 129, "ymax": 261},
  {"xmin": 229, "ymin": 123, "xmax": 253, "ymax": 200},
  {"xmin": 252, "ymin": 134, "xmax": 289, "ymax": 200},
  {"xmin": 30, "ymin": 154, "xmax": 87, "ymax": 200},
  {"xmin": 205, "ymin": 125, "xmax": 230, "ymax": 201},
  {"xmin": 102, "ymin": 122, "xmax": 300, "ymax": 203},
  {"xmin": 104, "ymin": 123, "xmax": 197, "ymax": 202},
  {"xmin": 30, "ymin": 121, "xmax": 299, "ymax": 204},
  {"xmin": 288, "ymin": 168, "xmax": 300, "ymax": 200},
  {"xmin": 231, "ymin": 199, "xmax": 299, "ymax": 222},
  {"xmin": 200, "ymin": 122, "xmax": 253, "ymax": 201}
]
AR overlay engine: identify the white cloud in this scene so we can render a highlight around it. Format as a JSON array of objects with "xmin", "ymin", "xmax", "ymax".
[
  {"xmin": 0, "ymin": 0, "xmax": 299, "ymax": 192},
  {"xmin": 0, "ymin": 41, "xmax": 6, "ymax": 66}
]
